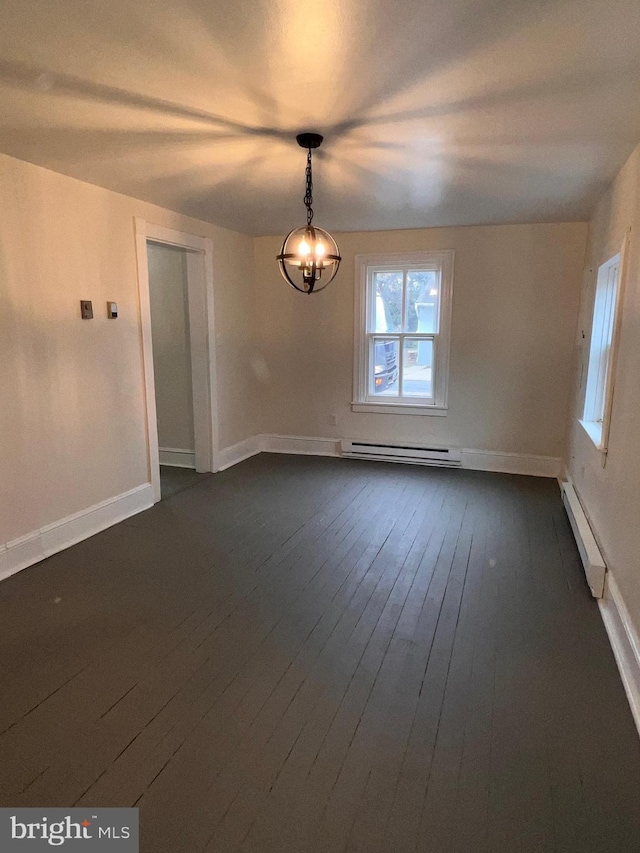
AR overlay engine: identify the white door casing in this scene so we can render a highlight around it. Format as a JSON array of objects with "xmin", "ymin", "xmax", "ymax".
[{"xmin": 134, "ymin": 219, "xmax": 218, "ymax": 502}]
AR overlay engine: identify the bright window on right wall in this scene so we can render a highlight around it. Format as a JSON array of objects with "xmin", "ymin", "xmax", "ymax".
[{"xmin": 580, "ymin": 251, "xmax": 622, "ymax": 450}]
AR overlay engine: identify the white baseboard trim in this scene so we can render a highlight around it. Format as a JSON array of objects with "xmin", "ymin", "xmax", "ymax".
[
  {"xmin": 216, "ymin": 435, "xmax": 262, "ymax": 471},
  {"xmin": 559, "ymin": 475, "xmax": 640, "ymax": 736},
  {"xmin": 461, "ymin": 449, "xmax": 561, "ymax": 478},
  {"xmin": 599, "ymin": 573, "xmax": 640, "ymax": 738},
  {"xmin": 216, "ymin": 435, "xmax": 561, "ymax": 478},
  {"xmin": 558, "ymin": 459, "xmax": 569, "ymax": 484},
  {"xmin": 159, "ymin": 447, "xmax": 196, "ymax": 469},
  {"xmin": 262, "ymin": 434, "xmax": 340, "ymax": 457},
  {"xmin": 0, "ymin": 483, "xmax": 154, "ymax": 584}
]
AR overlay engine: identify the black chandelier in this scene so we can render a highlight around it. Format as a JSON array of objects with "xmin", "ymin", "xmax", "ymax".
[{"xmin": 276, "ymin": 132, "xmax": 341, "ymax": 294}]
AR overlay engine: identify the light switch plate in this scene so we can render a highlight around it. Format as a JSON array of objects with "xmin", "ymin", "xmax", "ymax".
[
  {"xmin": 107, "ymin": 301, "xmax": 118, "ymax": 319},
  {"xmin": 80, "ymin": 300, "xmax": 93, "ymax": 319}
]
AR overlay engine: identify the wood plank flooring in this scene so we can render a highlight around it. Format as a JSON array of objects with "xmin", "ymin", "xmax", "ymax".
[
  {"xmin": 1, "ymin": 454, "xmax": 639, "ymax": 852},
  {"xmin": 160, "ymin": 465, "xmax": 208, "ymax": 499}
]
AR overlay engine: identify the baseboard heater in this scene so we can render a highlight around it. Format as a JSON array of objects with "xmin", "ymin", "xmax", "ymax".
[
  {"xmin": 561, "ymin": 481, "xmax": 606, "ymax": 598},
  {"xmin": 340, "ymin": 439, "xmax": 462, "ymax": 468}
]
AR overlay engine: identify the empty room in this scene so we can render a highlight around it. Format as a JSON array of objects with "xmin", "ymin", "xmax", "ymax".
[{"xmin": 2, "ymin": 0, "xmax": 640, "ymax": 851}]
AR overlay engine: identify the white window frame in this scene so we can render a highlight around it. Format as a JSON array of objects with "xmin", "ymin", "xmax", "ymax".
[
  {"xmin": 353, "ymin": 251, "xmax": 454, "ymax": 415},
  {"xmin": 579, "ymin": 240, "xmax": 626, "ymax": 453}
]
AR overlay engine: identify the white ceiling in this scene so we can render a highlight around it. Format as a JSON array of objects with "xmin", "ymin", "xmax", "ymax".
[{"xmin": 2, "ymin": 0, "xmax": 640, "ymax": 236}]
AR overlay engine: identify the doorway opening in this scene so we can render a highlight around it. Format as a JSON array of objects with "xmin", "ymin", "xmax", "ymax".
[
  {"xmin": 134, "ymin": 220, "xmax": 218, "ymax": 503},
  {"xmin": 147, "ymin": 242, "xmax": 208, "ymax": 499}
]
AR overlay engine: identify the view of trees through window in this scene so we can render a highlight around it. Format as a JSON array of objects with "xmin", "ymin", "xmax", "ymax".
[
  {"xmin": 357, "ymin": 251, "xmax": 453, "ymax": 409},
  {"xmin": 370, "ymin": 268, "xmax": 440, "ymax": 399},
  {"xmin": 373, "ymin": 270, "xmax": 438, "ymax": 333}
]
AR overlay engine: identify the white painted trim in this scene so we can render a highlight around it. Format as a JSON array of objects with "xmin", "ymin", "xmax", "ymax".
[
  {"xmin": 213, "ymin": 434, "xmax": 562, "ymax": 480},
  {"xmin": 351, "ymin": 402, "xmax": 448, "ymax": 416},
  {"xmin": 202, "ymin": 242, "xmax": 219, "ymax": 472},
  {"xmin": 0, "ymin": 484, "xmax": 154, "ymax": 583},
  {"xmin": 578, "ymin": 417, "xmax": 604, "ymax": 450},
  {"xmin": 159, "ymin": 447, "xmax": 196, "ymax": 469},
  {"xmin": 216, "ymin": 436, "xmax": 263, "ymax": 471},
  {"xmin": 134, "ymin": 219, "xmax": 218, "ymax": 503},
  {"xmin": 218, "ymin": 436, "xmax": 559, "ymax": 478},
  {"xmin": 262, "ymin": 434, "xmax": 340, "ymax": 457},
  {"xmin": 559, "ymin": 475, "xmax": 639, "ymax": 735},
  {"xmin": 211, "ymin": 434, "xmax": 562, "ymax": 479},
  {"xmin": 353, "ymin": 250, "xmax": 454, "ymax": 412},
  {"xmin": 558, "ymin": 459, "xmax": 568, "ymax": 484},
  {"xmin": 134, "ymin": 222, "xmax": 160, "ymax": 501},
  {"xmin": 599, "ymin": 233, "xmax": 630, "ymax": 462},
  {"xmin": 185, "ymin": 247, "xmax": 216, "ymax": 474},
  {"xmin": 142, "ymin": 222, "xmax": 211, "ymax": 252},
  {"xmin": 215, "ymin": 435, "xmax": 338, "ymax": 470},
  {"xmin": 460, "ymin": 449, "xmax": 561, "ymax": 478},
  {"xmin": 599, "ymin": 572, "xmax": 640, "ymax": 738}
]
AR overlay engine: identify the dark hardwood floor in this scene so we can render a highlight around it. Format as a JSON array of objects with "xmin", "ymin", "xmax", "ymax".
[
  {"xmin": 160, "ymin": 464, "xmax": 210, "ymax": 499},
  {"xmin": 1, "ymin": 454, "xmax": 639, "ymax": 852}
]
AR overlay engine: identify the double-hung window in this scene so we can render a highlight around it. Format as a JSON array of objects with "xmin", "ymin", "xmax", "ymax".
[
  {"xmin": 580, "ymin": 250, "xmax": 623, "ymax": 450},
  {"xmin": 353, "ymin": 251, "xmax": 454, "ymax": 414}
]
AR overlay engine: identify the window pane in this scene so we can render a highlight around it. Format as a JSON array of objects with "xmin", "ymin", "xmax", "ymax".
[
  {"xmin": 371, "ymin": 337, "xmax": 399, "ymax": 396},
  {"xmin": 402, "ymin": 338, "xmax": 433, "ymax": 398},
  {"xmin": 373, "ymin": 272, "xmax": 402, "ymax": 332},
  {"xmin": 405, "ymin": 270, "xmax": 439, "ymax": 333},
  {"xmin": 583, "ymin": 256, "xmax": 619, "ymax": 426}
]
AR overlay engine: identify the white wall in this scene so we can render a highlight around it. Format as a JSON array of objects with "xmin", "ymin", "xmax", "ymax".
[
  {"xmin": 253, "ymin": 223, "xmax": 588, "ymax": 459},
  {"xmin": 0, "ymin": 152, "xmax": 255, "ymax": 546},
  {"xmin": 147, "ymin": 243, "xmax": 195, "ymax": 454},
  {"xmin": 566, "ymin": 143, "xmax": 640, "ymax": 637},
  {"xmin": 0, "ymin": 148, "xmax": 595, "ymax": 583}
]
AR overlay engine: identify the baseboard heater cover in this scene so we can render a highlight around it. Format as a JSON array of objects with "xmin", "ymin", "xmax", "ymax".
[
  {"xmin": 340, "ymin": 439, "xmax": 462, "ymax": 467},
  {"xmin": 561, "ymin": 481, "xmax": 606, "ymax": 598}
]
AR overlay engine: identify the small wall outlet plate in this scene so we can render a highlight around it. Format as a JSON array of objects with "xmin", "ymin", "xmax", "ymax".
[
  {"xmin": 107, "ymin": 301, "xmax": 118, "ymax": 319},
  {"xmin": 80, "ymin": 300, "xmax": 93, "ymax": 319}
]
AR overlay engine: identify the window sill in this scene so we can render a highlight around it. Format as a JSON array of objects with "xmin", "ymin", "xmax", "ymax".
[
  {"xmin": 351, "ymin": 402, "xmax": 448, "ymax": 416},
  {"xmin": 579, "ymin": 419, "xmax": 605, "ymax": 451}
]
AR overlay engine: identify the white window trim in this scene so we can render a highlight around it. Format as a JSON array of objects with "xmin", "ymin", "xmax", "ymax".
[
  {"xmin": 579, "ymin": 418, "xmax": 604, "ymax": 450},
  {"xmin": 579, "ymin": 233, "xmax": 629, "ymax": 456},
  {"xmin": 352, "ymin": 251, "xmax": 454, "ymax": 415},
  {"xmin": 351, "ymin": 402, "xmax": 449, "ymax": 416}
]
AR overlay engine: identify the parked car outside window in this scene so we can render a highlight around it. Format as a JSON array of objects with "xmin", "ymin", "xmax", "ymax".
[{"xmin": 373, "ymin": 294, "xmax": 398, "ymax": 393}]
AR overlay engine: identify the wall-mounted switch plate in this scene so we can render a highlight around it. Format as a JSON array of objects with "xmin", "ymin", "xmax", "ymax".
[
  {"xmin": 80, "ymin": 300, "xmax": 93, "ymax": 319},
  {"xmin": 107, "ymin": 301, "xmax": 118, "ymax": 319}
]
